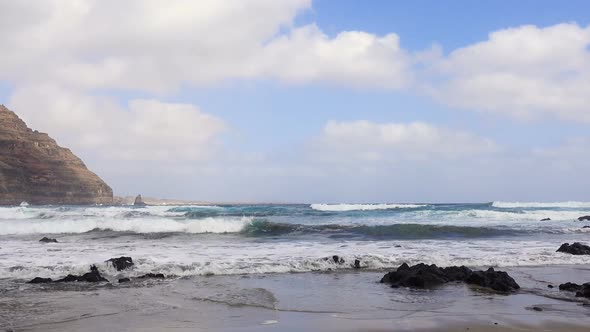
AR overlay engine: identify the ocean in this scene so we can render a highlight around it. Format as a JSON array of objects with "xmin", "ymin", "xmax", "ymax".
[
  {"xmin": 2, "ymin": 202, "xmax": 590, "ymax": 331},
  {"xmin": 1, "ymin": 202, "xmax": 590, "ymax": 280}
]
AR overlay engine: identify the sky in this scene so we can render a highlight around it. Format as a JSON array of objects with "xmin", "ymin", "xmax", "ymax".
[{"xmin": 1, "ymin": 0, "xmax": 590, "ymax": 203}]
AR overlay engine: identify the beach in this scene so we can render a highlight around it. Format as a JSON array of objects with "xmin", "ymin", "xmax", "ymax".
[{"xmin": 2, "ymin": 266, "xmax": 590, "ymax": 331}]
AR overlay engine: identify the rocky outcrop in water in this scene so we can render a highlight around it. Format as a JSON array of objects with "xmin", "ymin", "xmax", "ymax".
[
  {"xmin": 133, "ymin": 194, "xmax": 146, "ymax": 206},
  {"xmin": 380, "ymin": 263, "xmax": 520, "ymax": 293},
  {"xmin": 464, "ymin": 268, "xmax": 521, "ymax": 293},
  {"xmin": 28, "ymin": 277, "xmax": 53, "ymax": 284},
  {"xmin": 0, "ymin": 105, "xmax": 113, "ymax": 205},
  {"xmin": 106, "ymin": 256, "xmax": 134, "ymax": 271},
  {"xmin": 578, "ymin": 216, "xmax": 590, "ymax": 221},
  {"xmin": 28, "ymin": 265, "xmax": 107, "ymax": 283},
  {"xmin": 137, "ymin": 273, "xmax": 165, "ymax": 279},
  {"xmin": 557, "ymin": 243, "xmax": 590, "ymax": 255},
  {"xmin": 55, "ymin": 265, "xmax": 107, "ymax": 283},
  {"xmin": 39, "ymin": 237, "xmax": 58, "ymax": 243},
  {"xmin": 559, "ymin": 282, "xmax": 590, "ymax": 298}
]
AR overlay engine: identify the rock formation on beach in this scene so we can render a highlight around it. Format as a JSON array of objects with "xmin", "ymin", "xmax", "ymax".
[
  {"xmin": 380, "ymin": 263, "xmax": 520, "ymax": 293},
  {"xmin": 0, "ymin": 105, "xmax": 113, "ymax": 205}
]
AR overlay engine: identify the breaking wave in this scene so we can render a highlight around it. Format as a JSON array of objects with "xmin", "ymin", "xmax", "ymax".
[
  {"xmin": 241, "ymin": 220, "xmax": 518, "ymax": 239},
  {"xmin": 0, "ymin": 216, "xmax": 253, "ymax": 235},
  {"xmin": 492, "ymin": 201, "xmax": 590, "ymax": 208},
  {"xmin": 310, "ymin": 203, "xmax": 426, "ymax": 211}
]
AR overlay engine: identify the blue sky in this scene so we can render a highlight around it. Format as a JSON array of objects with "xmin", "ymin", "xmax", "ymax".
[{"xmin": 1, "ymin": 1, "xmax": 590, "ymax": 202}]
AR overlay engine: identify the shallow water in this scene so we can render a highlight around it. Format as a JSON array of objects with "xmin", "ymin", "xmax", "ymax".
[{"xmin": 2, "ymin": 266, "xmax": 590, "ymax": 331}]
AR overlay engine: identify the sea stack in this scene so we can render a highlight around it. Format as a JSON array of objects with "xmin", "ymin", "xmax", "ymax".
[
  {"xmin": 133, "ymin": 194, "xmax": 146, "ymax": 206},
  {"xmin": 0, "ymin": 105, "xmax": 113, "ymax": 205}
]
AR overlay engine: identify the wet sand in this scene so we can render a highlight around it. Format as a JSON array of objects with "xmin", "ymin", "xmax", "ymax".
[{"xmin": 2, "ymin": 265, "xmax": 590, "ymax": 331}]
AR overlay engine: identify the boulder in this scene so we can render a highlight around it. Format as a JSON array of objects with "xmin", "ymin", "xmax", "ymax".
[
  {"xmin": 133, "ymin": 194, "xmax": 146, "ymax": 206},
  {"xmin": 380, "ymin": 263, "xmax": 471, "ymax": 289},
  {"xmin": 55, "ymin": 265, "xmax": 108, "ymax": 283},
  {"xmin": 464, "ymin": 267, "xmax": 520, "ymax": 292},
  {"xmin": 559, "ymin": 282, "xmax": 583, "ymax": 292},
  {"xmin": 137, "ymin": 273, "xmax": 165, "ymax": 279},
  {"xmin": 118, "ymin": 278, "xmax": 131, "ymax": 283},
  {"xmin": 106, "ymin": 256, "xmax": 134, "ymax": 271},
  {"xmin": 28, "ymin": 277, "xmax": 52, "ymax": 284},
  {"xmin": 583, "ymin": 226, "xmax": 590, "ymax": 229},
  {"xmin": 540, "ymin": 218, "xmax": 551, "ymax": 221},
  {"xmin": 575, "ymin": 284, "xmax": 590, "ymax": 298},
  {"xmin": 557, "ymin": 243, "xmax": 590, "ymax": 255},
  {"xmin": 559, "ymin": 282, "xmax": 590, "ymax": 298},
  {"xmin": 332, "ymin": 255, "xmax": 344, "ymax": 264},
  {"xmin": 354, "ymin": 259, "xmax": 361, "ymax": 269},
  {"xmin": 442, "ymin": 266, "xmax": 473, "ymax": 281},
  {"xmin": 380, "ymin": 263, "xmax": 519, "ymax": 293},
  {"xmin": 39, "ymin": 237, "xmax": 58, "ymax": 243},
  {"xmin": 578, "ymin": 216, "xmax": 590, "ymax": 221}
]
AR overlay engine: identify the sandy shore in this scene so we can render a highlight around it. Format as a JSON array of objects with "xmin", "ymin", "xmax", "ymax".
[{"xmin": 2, "ymin": 265, "xmax": 590, "ymax": 331}]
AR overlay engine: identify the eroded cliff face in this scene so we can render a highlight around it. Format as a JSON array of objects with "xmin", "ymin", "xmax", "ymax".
[{"xmin": 0, "ymin": 105, "xmax": 113, "ymax": 205}]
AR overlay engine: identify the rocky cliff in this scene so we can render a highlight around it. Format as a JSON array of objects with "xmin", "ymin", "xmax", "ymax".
[{"xmin": 0, "ymin": 105, "xmax": 113, "ymax": 205}]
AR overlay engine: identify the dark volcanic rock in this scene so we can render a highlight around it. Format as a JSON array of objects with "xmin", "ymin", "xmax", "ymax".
[
  {"xmin": 137, "ymin": 273, "xmax": 165, "ymax": 279},
  {"xmin": 381, "ymin": 263, "xmax": 519, "ymax": 293},
  {"xmin": 540, "ymin": 218, "xmax": 551, "ymax": 221},
  {"xmin": 106, "ymin": 256, "xmax": 134, "ymax": 271},
  {"xmin": 583, "ymin": 226, "xmax": 590, "ymax": 229},
  {"xmin": 464, "ymin": 267, "xmax": 520, "ymax": 292},
  {"xmin": 557, "ymin": 242, "xmax": 590, "ymax": 255},
  {"xmin": 118, "ymin": 278, "xmax": 131, "ymax": 283},
  {"xmin": 559, "ymin": 282, "xmax": 590, "ymax": 298},
  {"xmin": 380, "ymin": 263, "xmax": 471, "ymax": 288},
  {"xmin": 55, "ymin": 265, "xmax": 108, "ymax": 283},
  {"xmin": 332, "ymin": 255, "xmax": 344, "ymax": 264},
  {"xmin": 0, "ymin": 105, "xmax": 113, "ymax": 205},
  {"xmin": 354, "ymin": 259, "xmax": 361, "ymax": 269},
  {"xmin": 578, "ymin": 216, "xmax": 590, "ymax": 221},
  {"xmin": 39, "ymin": 237, "xmax": 58, "ymax": 243},
  {"xmin": 559, "ymin": 282, "xmax": 583, "ymax": 292},
  {"xmin": 28, "ymin": 277, "xmax": 52, "ymax": 284},
  {"xmin": 575, "ymin": 284, "xmax": 590, "ymax": 298},
  {"xmin": 442, "ymin": 266, "xmax": 473, "ymax": 282},
  {"xmin": 133, "ymin": 194, "xmax": 146, "ymax": 206}
]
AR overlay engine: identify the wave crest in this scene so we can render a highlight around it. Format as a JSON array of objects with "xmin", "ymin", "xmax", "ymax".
[
  {"xmin": 492, "ymin": 201, "xmax": 590, "ymax": 208},
  {"xmin": 0, "ymin": 216, "xmax": 253, "ymax": 235},
  {"xmin": 310, "ymin": 203, "xmax": 426, "ymax": 212},
  {"xmin": 242, "ymin": 220, "xmax": 516, "ymax": 239}
]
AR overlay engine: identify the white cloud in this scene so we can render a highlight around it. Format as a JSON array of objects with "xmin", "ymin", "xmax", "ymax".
[
  {"xmin": 9, "ymin": 84, "xmax": 226, "ymax": 161},
  {"xmin": 260, "ymin": 25, "xmax": 412, "ymax": 88},
  {"xmin": 314, "ymin": 120, "xmax": 499, "ymax": 163},
  {"xmin": 427, "ymin": 23, "xmax": 590, "ymax": 122},
  {"xmin": 0, "ymin": 0, "xmax": 413, "ymax": 93}
]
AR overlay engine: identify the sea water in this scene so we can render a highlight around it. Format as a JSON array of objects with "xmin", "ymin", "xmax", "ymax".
[{"xmin": 1, "ymin": 202, "xmax": 590, "ymax": 281}]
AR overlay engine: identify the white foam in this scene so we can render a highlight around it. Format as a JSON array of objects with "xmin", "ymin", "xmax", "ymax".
[
  {"xmin": 492, "ymin": 201, "xmax": 590, "ymax": 208},
  {"xmin": 0, "ymin": 216, "xmax": 253, "ymax": 235},
  {"xmin": 310, "ymin": 203, "xmax": 426, "ymax": 211},
  {"xmin": 2, "ymin": 237, "xmax": 590, "ymax": 280}
]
